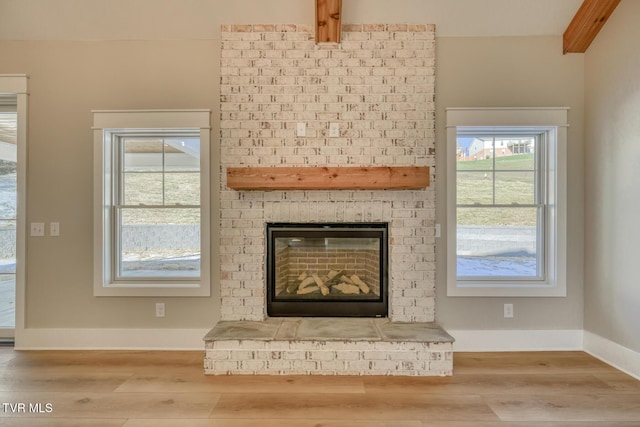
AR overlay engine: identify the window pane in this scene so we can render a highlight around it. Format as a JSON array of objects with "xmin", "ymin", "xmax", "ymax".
[
  {"xmin": 0, "ymin": 158, "xmax": 16, "ymax": 220},
  {"xmin": 123, "ymin": 139, "xmax": 163, "ymax": 172},
  {"xmin": 494, "ymin": 138, "xmax": 535, "ymax": 170},
  {"xmin": 457, "ymin": 136, "xmax": 496, "ymax": 166},
  {"xmin": 457, "ymin": 207, "xmax": 540, "ymax": 278},
  {"xmin": 122, "ymin": 136, "xmax": 200, "ymax": 206},
  {"xmin": 165, "ymin": 173, "xmax": 199, "ymax": 205},
  {"xmin": 456, "ymin": 171, "xmax": 493, "ymax": 205},
  {"xmin": 0, "ymin": 274, "xmax": 15, "ymax": 328},
  {"xmin": 0, "ymin": 219, "xmax": 16, "ymax": 274},
  {"xmin": 118, "ymin": 208, "xmax": 200, "ymax": 278},
  {"xmin": 164, "ymin": 138, "xmax": 200, "ymax": 171},
  {"xmin": 123, "ymin": 172, "xmax": 163, "ymax": 205},
  {"xmin": 456, "ymin": 156, "xmax": 493, "ymax": 171},
  {"xmin": 495, "ymin": 171, "xmax": 535, "ymax": 205},
  {"xmin": 0, "ymin": 219, "xmax": 16, "ymax": 328},
  {"xmin": 0, "ymin": 111, "xmax": 16, "ymax": 327}
]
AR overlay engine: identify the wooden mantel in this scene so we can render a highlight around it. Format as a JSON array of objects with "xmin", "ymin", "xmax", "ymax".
[
  {"xmin": 563, "ymin": 0, "xmax": 621, "ymax": 54},
  {"xmin": 226, "ymin": 166, "xmax": 430, "ymax": 191}
]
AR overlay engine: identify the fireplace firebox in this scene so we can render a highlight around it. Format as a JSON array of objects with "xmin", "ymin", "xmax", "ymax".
[{"xmin": 266, "ymin": 223, "xmax": 388, "ymax": 317}]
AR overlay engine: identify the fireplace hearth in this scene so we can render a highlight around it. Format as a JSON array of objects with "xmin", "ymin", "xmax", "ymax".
[{"xmin": 266, "ymin": 223, "xmax": 388, "ymax": 317}]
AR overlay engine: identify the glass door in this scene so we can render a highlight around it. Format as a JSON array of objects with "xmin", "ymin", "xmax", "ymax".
[{"xmin": 0, "ymin": 99, "xmax": 17, "ymax": 337}]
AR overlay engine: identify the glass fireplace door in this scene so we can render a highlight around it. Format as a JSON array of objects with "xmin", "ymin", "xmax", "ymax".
[{"xmin": 266, "ymin": 223, "xmax": 388, "ymax": 317}]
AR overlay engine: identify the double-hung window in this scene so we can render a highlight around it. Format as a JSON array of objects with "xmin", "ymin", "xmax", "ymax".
[
  {"xmin": 446, "ymin": 108, "xmax": 568, "ymax": 297},
  {"xmin": 93, "ymin": 110, "xmax": 211, "ymax": 296}
]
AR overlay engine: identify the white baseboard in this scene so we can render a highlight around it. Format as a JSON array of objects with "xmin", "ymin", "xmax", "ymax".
[
  {"xmin": 447, "ymin": 329, "xmax": 584, "ymax": 352},
  {"xmin": 15, "ymin": 328, "xmax": 211, "ymax": 350},
  {"xmin": 583, "ymin": 330, "xmax": 640, "ymax": 380},
  {"xmin": 16, "ymin": 327, "xmax": 584, "ymax": 352}
]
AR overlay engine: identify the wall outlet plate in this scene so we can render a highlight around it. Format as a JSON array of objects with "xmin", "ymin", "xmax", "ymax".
[
  {"xmin": 296, "ymin": 122, "xmax": 306, "ymax": 137},
  {"xmin": 329, "ymin": 123, "xmax": 340, "ymax": 138},
  {"xmin": 504, "ymin": 303, "xmax": 514, "ymax": 318},
  {"xmin": 30, "ymin": 222, "xmax": 45, "ymax": 237},
  {"xmin": 155, "ymin": 303, "xmax": 165, "ymax": 318},
  {"xmin": 50, "ymin": 222, "xmax": 60, "ymax": 237}
]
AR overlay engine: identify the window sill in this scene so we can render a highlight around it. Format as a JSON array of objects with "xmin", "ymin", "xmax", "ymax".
[
  {"xmin": 94, "ymin": 282, "xmax": 210, "ymax": 297},
  {"xmin": 448, "ymin": 282, "xmax": 566, "ymax": 297}
]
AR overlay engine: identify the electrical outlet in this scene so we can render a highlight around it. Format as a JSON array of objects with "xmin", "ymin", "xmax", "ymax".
[
  {"xmin": 50, "ymin": 222, "xmax": 60, "ymax": 237},
  {"xmin": 30, "ymin": 222, "xmax": 45, "ymax": 237},
  {"xmin": 155, "ymin": 303, "xmax": 165, "ymax": 318},
  {"xmin": 329, "ymin": 123, "xmax": 340, "ymax": 138},
  {"xmin": 296, "ymin": 122, "xmax": 306, "ymax": 137},
  {"xmin": 504, "ymin": 303, "xmax": 514, "ymax": 318}
]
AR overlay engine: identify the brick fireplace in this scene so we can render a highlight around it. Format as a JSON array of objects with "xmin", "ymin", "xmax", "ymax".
[
  {"xmin": 219, "ymin": 23, "xmax": 437, "ymax": 323},
  {"xmin": 207, "ymin": 23, "xmax": 452, "ymax": 376}
]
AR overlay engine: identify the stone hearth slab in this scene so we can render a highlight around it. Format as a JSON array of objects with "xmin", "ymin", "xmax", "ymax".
[
  {"xmin": 377, "ymin": 321, "xmax": 453, "ymax": 342},
  {"xmin": 296, "ymin": 318, "xmax": 380, "ymax": 341},
  {"xmin": 204, "ymin": 318, "xmax": 281, "ymax": 340},
  {"xmin": 204, "ymin": 318, "xmax": 454, "ymax": 376}
]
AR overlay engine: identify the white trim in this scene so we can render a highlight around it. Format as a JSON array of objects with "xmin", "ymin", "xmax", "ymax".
[
  {"xmin": 91, "ymin": 109, "xmax": 211, "ymax": 130},
  {"xmin": 0, "ymin": 75, "xmax": 28, "ymax": 344},
  {"xmin": 92, "ymin": 109, "xmax": 211, "ymax": 297},
  {"xmin": 446, "ymin": 107, "xmax": 569, "ymax": 297},
  {"xmin": 16, "ymin": 328, "xmax": 585, "ymax": 353},
  {"xmin": 584, "ymin": 331, "xmax": 640, "ymax": 381},
  {"xmin": 15, "ymin": 328, "xmax": 211, "ymax": 350},
  {"xmin": 0, "ymin": 75, "xmax": 28, "ymax": 94},
  {"xmin": 446, "ymin": 107, "xmax": 571, "ymax": 128},
  {"xmin": 448, "ymin": 329, "xmax": 583, "ymax": 352}
]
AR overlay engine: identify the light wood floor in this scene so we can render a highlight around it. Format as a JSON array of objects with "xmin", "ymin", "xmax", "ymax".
[{"xmin": 0, "ymin": 349, "xmax": 639, "ymax": 426}]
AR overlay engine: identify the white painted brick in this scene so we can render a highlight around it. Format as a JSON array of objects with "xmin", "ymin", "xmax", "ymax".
[
  {"xmin": 283, "ymin": 351, "xmax": 306, "ymax": 360},
  {"xmin": 220, "ymin": 25, "xmax": 436, "ymax": 324},
  {"xmin": 212, "ymin": 360, "xmax": 240, "ymax": 371},
  {"xmin": 292, "ymin": 360, "xmax": 318, "ymax": 371},
  {"xmin": 308, "ymin": 351, "xmax": 336, "ymax": 361},
  {"xmin": 370, "ymin": 360, "xmax": 401, "ymax": 371},
  {"xmin": 205, "ymin": 350, "xmax": 230, "ymax": 361},
  {"xmin": 388, "ymin": 351, "xmax": 418, "ymax": 361},
  {"xmin": 317, "ymin": 360, "xmax": 345, "ymax": 372},
  {"xmin": 241, "ymin": 359, "xmax": 267, "ymax": 371},
  {"xmin": 362, "ymin": 351, "xmax": 387, "ymax": 361},
  {"xmin": 345, "ymin": 360, "xmax": 371, "ymax": 371},
  {"xmin": 334, "ymin": 351, "xmax": 362, "ymax": 361}
]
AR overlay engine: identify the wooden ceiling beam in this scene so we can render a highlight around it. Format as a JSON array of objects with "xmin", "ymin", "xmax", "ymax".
[
  {"xmin": 563, "ymin": 0, "xmax": 621, "ymax": 54},
  {"xmin": 316, "ymin": 0, "xmax": 342, "ymax": 43}
]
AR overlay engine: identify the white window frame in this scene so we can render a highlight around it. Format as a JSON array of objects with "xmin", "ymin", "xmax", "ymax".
[
  {"xmin": 92, "ymin": 110, "xmax": 211, "ymax": 297},
  {"xmin": 446, "ymin": 107, "xmax": 568, "ymax": 297},
  {"xmin": 0, "ymin": 75, "xmax": 28, "ymax": 341}
]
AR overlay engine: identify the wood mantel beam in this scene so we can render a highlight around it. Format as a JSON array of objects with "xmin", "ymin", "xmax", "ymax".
[
  {"xmin": 226, "ymin": 166, "xmax": 430, "ymax": 191},
  {"xmin": 563, "ymin": 0, "xmax": 621, "ymax": 54},
  {"xmin": 316, "ymin": 0, "xmax": 342, "ymax": 43}
]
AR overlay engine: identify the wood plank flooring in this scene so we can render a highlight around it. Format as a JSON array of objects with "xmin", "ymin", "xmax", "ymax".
[{"xmin": 0, "ymin": 349, "xmax": 638, "ymax": 426}]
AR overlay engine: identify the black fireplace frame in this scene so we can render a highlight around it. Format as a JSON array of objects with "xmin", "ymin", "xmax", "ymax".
[{"xmin": 266, "ymin": 222, "xmax": 388, "ymax": 317}]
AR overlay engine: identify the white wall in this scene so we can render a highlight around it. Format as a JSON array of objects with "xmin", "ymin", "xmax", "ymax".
[
  {"xmin": 0, "ymin": 0, "xmax": 587, "ymax": 348},
  {"xmin": 584, "ymin": 0, "xmax": 640, "ymax": 354}
]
